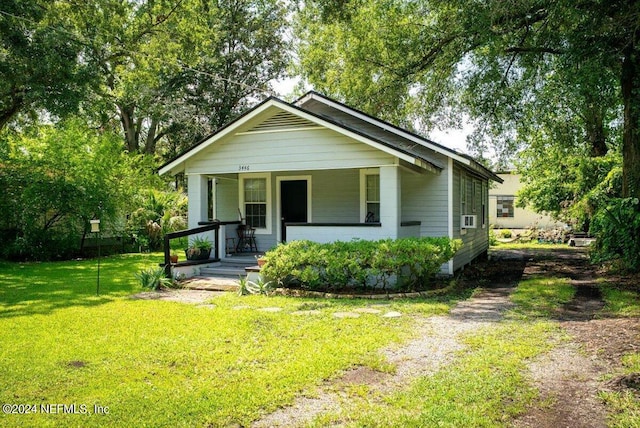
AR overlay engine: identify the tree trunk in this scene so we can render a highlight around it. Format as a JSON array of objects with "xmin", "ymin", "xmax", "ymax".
[
  {"xmin": 119, "ymin": 104, "xmax": 139, "ymax": 153},
  {"xmin": 144, "ymin": 117, "xmax": 158, "ymax": 155},
  {"xmin": 0, "ymin": 92, "xmax": 24, "ymax": 131},
  {"xmin": 585, "ymin": 107, "xmax": 608, "ymax": 157},
  {"xmin": 621, "ymin": 42, "xmax": 640, "ymax": 199}
]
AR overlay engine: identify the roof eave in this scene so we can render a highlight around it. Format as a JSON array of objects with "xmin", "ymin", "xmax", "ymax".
[
  {"xmin": 159, "ymin": 96, "xmax": 442, "ymax": 176},
  {"xmin": 295, "ymin": 91, "xmax": 506, "ymax": 182}
]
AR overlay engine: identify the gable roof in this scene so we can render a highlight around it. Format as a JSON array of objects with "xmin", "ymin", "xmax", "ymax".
[
  {"xmin": 159, "ymin": 92, "xmax": 502, "ymax": 183},
  {"xmin": 294, "ymin": 91, "xmax": 502, "ymax": 183}
]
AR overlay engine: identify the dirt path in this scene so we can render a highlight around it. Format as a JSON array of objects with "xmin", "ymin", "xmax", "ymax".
[
  {"xmin": 252, "ymin": 248, "xmax": 640, "ymax": 427},
  {"xmin": 252, "ymin": 257, "xmax": 523, "ymax": 428},
  {"xmin": 512, "ymin": 248, "xmax": 609, "ymax": 428},
  {"xmin": 252, "ymin": 289, "xmax": 517, "ymax": 427},
  {"xmin": 513, "ymin": 248, "xmax": 640, "ymax": 428}
]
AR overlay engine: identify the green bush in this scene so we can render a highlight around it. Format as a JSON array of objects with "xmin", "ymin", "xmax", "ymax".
[
  {"xmin": 260, "ymin": 237, "xmax": 462, "ymax": 292},
  {"xmin": 498, "ymin": 229, "xmax": 513, "ymax": 238},
  {"xmin": 135, "ymin": 266, "xmax": 175, "ymax": 290},
  {"xmin": 489, "ymin": 227, "xmax": 499, "ymax": 246},
  {"xmin": 590, "ymin": 197, "xmax": 640, "ymax": 272}
]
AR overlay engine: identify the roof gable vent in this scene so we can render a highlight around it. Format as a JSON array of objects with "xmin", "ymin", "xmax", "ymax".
[{"xmin": 245, "ymin": 111, "xmax": 319, "ymax": 134}]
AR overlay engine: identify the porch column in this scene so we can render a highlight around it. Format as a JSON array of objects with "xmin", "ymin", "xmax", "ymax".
[
  {"xmin": 379, "ymin": 165, "xmax": 401, "ymax": 238},
  {"xmin": 187, "ymin": 174, "xmax": 209, "ymax": 228}
]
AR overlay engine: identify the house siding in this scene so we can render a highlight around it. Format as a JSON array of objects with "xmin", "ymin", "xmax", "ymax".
[
  {"xmin": 299, "ymin": 169, "xmax": 360, "ymax": 223},
  {"xmin": 213, "ymin": 176, "xmax": 239, "ymax": 221},
  {"xmin": 452, "ymin": 165, "xmax": 489, "ymax": 272},
  {"xmin": 400, "ymin": 156, "xmax": 449, "ymax": 238},
  {"xmin": 185, "ymin": 127, "xmax": 395, "ymax": 175},
  {"xmin": 210, "ymin": 169, "xmax": 364, "ymax": 252}
]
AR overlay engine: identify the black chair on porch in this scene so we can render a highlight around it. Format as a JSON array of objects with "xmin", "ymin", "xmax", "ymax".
[{"xmin": 235, "ymin": 225, "xmax": 258, "ymax": 253}]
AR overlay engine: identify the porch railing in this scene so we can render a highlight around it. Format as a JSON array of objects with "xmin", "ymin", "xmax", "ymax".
[
  {"xmin": 284, "ymin": 221, "xmax": 421, "ymax": 243},
  {"xmin": 162, "ymin": 220, "xmax": 243, "ymax": 276},
  {"xmin": 162, "ymin": 222, "xmax": 220, "ymax": 276}
]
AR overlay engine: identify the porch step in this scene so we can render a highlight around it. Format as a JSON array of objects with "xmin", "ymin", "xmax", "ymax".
[
  {"xmin": 200, "ymin": 266, "xmax": 246, "ymax": 278},
  {"xmin": 220, "ymin": 254, "xmax": 262, "ymax": 266},
  {"xmin": 200, "ymin": 256, "xmax": 257, "ymax": 284}
]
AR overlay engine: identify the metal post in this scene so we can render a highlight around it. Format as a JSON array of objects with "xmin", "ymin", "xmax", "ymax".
[
  {"xmin": 96, "ymin": 231, "xmax": 101, "ymax": 296},
  {"xmin": 90, "ymin": 218, "xmax": 101, "ymax": 296}
]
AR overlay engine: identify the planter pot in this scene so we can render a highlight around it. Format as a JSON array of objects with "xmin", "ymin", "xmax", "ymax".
[
  {"xmin": 257, "ymin": 258, "xmax": 267, "ymax": 268},
  {"xmin": 170, "ymin": 255, "xmax": 179, "ymax": 264},
  {"xmin": 185, "ymin": 248, "xmax": 212, "ymax": 261}
]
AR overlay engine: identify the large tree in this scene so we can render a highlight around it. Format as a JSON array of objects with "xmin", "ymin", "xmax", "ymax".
[
  {"xmin": 0, "ymin": 119, "xmax": 162, "ymax": 260},
  {"xmin": 0, "ymin": 0, "xmax": 94, "ymax": 129},
  {"xmin": 296, "ymin": 0, "xmax": 639, "ymax": 198},
  {"xmin": 71, "ymin": 0, "xmax": 290, "ymax": 157},
  {"xmin": 1, "ymin": 0, "xmax": 290, "ymax": 158}
]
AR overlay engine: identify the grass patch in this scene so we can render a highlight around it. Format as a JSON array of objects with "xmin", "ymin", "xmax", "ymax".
[
  {"xmin": 600, "ymin": 285, "xmax": 640, "ymax": 317},
  {"xmin": 507, "ymin": 277, "xmax": 575, "ymax": 319},
  {"xmin": 309, "ymin": 321, "xmax": 559, "ymax": 427},
  {"xmin": 491, "ymin": 241, "xmax": 566, "ymax": 250},
  {"xmin": 0, "ymin": 255, "xmax": 462, "ymax": 427},
  {"xmin": 600, "ymin": 391, "xmax": 640, "ymax": 428},
  {"xmin": 0, "ymin": 253, "xmax": 161, "ymax": 318},
  {"xmin": 600, "ymin": 352, "xmax": 640, "ymax": 427}
]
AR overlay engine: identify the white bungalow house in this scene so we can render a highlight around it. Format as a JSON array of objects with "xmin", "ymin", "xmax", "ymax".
[{"xmin": 159, "ymin": 92, "xmax": 503, "ymax": 275}]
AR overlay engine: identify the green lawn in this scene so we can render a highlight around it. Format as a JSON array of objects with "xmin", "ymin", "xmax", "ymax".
[
  {"xmin": 0, "ymin": 254, "xmax": 460, "ymax": 427},
  {"xmin": 2, "ymin": 250, "xmax": 638, "ymax": 427}
]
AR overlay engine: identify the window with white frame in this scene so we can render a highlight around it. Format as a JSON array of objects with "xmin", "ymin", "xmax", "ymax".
[
  {"xmin": 481, "ymin": 181, "xmax": 487, "ymax": 228},
  {"xmin": 496, "ymin": 195, "xmax": 515, "ymax": 218},
  {"xmin": 242, "ymin": 176, "xmax": 268, "ymax": 229},
  {"xmin": 360, "ymin": 170, "xmax": 380, "ymax": 222},
  {"xmin": 365, "ymin": 173, "xmax": 380, "ymax": 222}
]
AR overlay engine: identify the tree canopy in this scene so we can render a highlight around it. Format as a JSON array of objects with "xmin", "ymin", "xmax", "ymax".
[
  {"xmin": 0, "ymin": 0, "xmax": 291, "ymax": 260},
  {"xmin": 0, "ymin": 119, "xmax": 162, "ymax": 259},
  {"xmin": 1, "ymin": 0, "xmax": 291, "ymax": 159},
  {"xmin": 296, "ymin": 0, "xmax": 639, "ymax": 199},
  {"xmin": 0, "ymin": 0, "xmax": 94, "ymax": 129}
]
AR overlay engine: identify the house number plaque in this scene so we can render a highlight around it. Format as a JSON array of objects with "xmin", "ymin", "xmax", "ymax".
[{"xmin": 238, "ymin": 165, "xmax": 250, "ymax": 171}]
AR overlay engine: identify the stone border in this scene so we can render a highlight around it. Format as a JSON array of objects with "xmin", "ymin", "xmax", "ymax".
[{"xmin": 270, "ymin": 282, "xmax": 458, "ymax": 300}]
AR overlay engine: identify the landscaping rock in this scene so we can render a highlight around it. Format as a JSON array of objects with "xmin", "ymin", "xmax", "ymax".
[
  {"xmin": 353, "ymin": 307, "xmax": 383, "ymax": 314},
  {"xmin": 259, "ymin": 307, "xmax": 283, "ymax": 313},
  {"xmin": 332, "ymin": 311, "xmax": 361, "ymax": 318},
  {"xmin": 382, "ymin": 311, "xmax": 403, "ymax": 318}
]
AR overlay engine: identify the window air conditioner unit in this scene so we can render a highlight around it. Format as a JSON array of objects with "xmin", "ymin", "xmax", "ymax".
[{"xmin": 461, "ymin": 215, "xmax": 477, "ymax": 229}]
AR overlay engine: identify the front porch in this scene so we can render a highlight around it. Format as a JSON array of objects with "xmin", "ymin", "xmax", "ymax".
[{"xmin": 186, "ymin": 165, "xmax": 436, "ymax": 254}]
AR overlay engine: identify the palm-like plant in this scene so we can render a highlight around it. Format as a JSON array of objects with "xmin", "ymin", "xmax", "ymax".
[{"xmin": 128, "ymin": 189, "xmax": 187, "ymax": 250}]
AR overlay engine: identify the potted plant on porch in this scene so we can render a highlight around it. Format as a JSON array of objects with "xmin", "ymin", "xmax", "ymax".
[
  {"xmin": 256, "ymin": 255, "xmax": 267, "ymax": 268},
  {"xmin": 185, "ymin": 236, "xmax": 213, "ymax": 261}
]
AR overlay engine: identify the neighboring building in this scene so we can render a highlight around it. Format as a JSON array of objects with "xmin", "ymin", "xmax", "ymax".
[
  {"xmin": 489, "ymin": 173, "xmax": 565, "ymax": 230},
  {"xmin": 159, "ymin": 92, "xmax": 503, "ymax": 274}
]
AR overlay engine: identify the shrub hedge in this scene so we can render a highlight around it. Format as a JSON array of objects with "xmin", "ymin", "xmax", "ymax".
[
  {"xmin": 590, "ymin": 197, "xmax": 640, "ymax": 272},
  {"xmin": 260, "ymin": 237, "xmax": 462, "ymax": 292}
]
